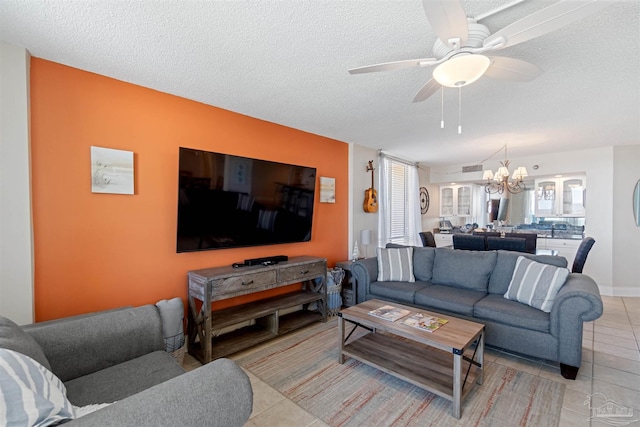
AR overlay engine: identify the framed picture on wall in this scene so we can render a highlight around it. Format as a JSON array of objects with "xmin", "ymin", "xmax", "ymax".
[
  {"xmin": 91, "ymin": 146, "xmax": 134, "ymax": 195},
  {"xmin": 320, "ymin": 177, "xmax": 336, "ymax": 203}
]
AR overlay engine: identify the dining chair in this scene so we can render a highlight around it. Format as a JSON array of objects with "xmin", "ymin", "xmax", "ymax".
[
  {"xmin": 419, "ymin": 231, "xmax": 437, "ymax": 247},
  {"xmin": 505, "ymin": 232, "xmax": 538, "ymax": 254},
  {"xmin": 572, "ymin": 237, "xmax": 596, "ymax": 273},
  {"xmin": 472, "ymin": 231, "xmax": 500, "ymax": 250},
  {"xmin": 487, "ymin": 236, "xmax": 527, "ymax": 252},
  {"xmin": 453, "ymin": 234, "xmax": 486, "ymax": 251}
]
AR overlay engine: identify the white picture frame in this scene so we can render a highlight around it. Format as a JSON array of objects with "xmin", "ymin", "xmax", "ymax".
[
  {"xmin": 91, "ymin": 146, "xmax": 134, "ymax": 195},
  {"xmin": 320, "ymin": 177, "xmax": 336, "ymax": 203}
]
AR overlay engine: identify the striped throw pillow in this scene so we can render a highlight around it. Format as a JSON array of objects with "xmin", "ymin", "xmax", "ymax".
[
  {"xmin": 377, "ymin": 247, "xmax": 415, "ymax": 282},
  {"xmin": 0, "ymin": 348, "xmax": 75, "ymax": 426},
  {"xmin": 504, "ymin": 256, "xmax": 570, "ymax": 312}
]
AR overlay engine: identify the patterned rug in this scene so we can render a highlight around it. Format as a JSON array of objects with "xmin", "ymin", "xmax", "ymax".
[{"xmin": 234, "ymin": 318, "xmax": 565, "ymax": 427}]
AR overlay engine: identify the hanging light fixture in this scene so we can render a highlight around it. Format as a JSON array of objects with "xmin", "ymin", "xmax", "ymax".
[
  {"xmin": 432, "ymin": 54, "xmax": 491, "ymax": 88},
  {"xmin": 483, "ymin": 145, "xmax": 528, "ymax": 194},
  {"xmin": 433, "ymin": 54, "xmax": 491, "ymax": 134}
]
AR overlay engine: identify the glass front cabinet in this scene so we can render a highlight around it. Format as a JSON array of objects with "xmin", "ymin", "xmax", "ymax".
[
  {"xmin": 439, "ymin": 185, "xmax": 473, "ymax": 217},
  {"xmin": 535, "ymin": 175, "xmax": 586, "ymax": 217}
]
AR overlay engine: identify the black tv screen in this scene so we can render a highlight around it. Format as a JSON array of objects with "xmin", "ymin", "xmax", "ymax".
[{"xmin": 177, "ymin": 147, "xmax": 316, "ymax": 252}]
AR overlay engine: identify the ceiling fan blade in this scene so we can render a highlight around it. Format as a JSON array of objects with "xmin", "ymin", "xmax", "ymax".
[
  {"xmin": 413, "ymin": 78, "xmax": 441, "ymax": 103},
  {"xmin": 348, "ymin": 58, "xmax": 439, "ymax": 74},
  {"xmin": 484, "ymin": 56, "xmax": 543, "ymax": 82},
  {"xmin": 483, "ymin": 0, "xmax": 613, "ymax": 50},
  {"xmin": 422, "ymin": 0, "xmax": 468, "ymax": 48}
]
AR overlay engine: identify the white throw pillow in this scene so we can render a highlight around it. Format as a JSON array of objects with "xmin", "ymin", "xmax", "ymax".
[
  {"xmin": 504, "ymin": 256, "xmax": 570, "ymax": 312},
  {"xmin": 377, "ymin": 247, "xmax": 415, "ymax": 282},
  {"xmin": 0, "ymin": 348, "xmax": 75, "ymax": 426}
]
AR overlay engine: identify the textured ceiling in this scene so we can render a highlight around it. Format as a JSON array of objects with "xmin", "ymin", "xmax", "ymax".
[{"xmin": 1, "ymin": 0, "xmax": 639, "ymax": 166}]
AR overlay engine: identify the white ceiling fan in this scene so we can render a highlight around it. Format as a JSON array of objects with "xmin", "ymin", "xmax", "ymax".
[{"xmin": 349, "ymin": 0, "xmax": 612, "ymax": 103}]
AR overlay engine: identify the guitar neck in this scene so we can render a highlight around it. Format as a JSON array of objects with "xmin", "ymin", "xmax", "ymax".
[{"xmin": 368, "ymin": 161, "xmax": 375, "ymax": 190}]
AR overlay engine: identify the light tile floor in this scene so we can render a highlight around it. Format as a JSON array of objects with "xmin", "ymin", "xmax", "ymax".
[{"xmin": 184, "ymin": 296, "xmax": 640, "ymax": 426}]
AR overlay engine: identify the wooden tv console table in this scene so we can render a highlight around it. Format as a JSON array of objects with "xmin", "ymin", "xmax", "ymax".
[{"xmin": 187, "ymin": 256, "xmax": 327, "ymax": 364}]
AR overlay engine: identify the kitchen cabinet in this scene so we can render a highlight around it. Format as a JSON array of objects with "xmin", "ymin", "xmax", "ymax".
[
  {"xmin": 439, "ymin": 185, "xmax": 473, "ymax": 217},
  {"xmin": 535, "ymin": 176, "xmax": 586, "ymax": 218},
  {"xmin": 434, "ymin": 233, "xmax": 453, "ymax": 248}
]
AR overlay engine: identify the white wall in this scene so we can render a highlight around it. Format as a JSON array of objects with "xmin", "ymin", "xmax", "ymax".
[
  {"xmin": 417, "ymin": 165, "xmax": 440, "ymax": 234},
  {"xmin": 428, "ymin": 145, "xmax": 639, "ymax": 296},
  {"xmin": 612, "ymin": 145, "xmax": 640, "ymax": 296},
  {"xmin": 0, "ymin": 42, "xmax": 34, "ymax": 324},
  {"xmin": 350, "ymin": 144, "xmax": 378, "ymax": 259}
]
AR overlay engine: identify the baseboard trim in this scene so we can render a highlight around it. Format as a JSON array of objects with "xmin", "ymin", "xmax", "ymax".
[{"xmin": 598, "ymin": 285, "xmax": 640, "ymax": 297}]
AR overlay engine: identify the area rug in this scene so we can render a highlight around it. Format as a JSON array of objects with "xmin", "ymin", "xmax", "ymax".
[{"xmin": 234, "ymin": 318, "xmax": 565, "ymax": 427}]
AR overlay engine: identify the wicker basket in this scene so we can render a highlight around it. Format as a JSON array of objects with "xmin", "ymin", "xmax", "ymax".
[
  {"xmin": 327, "ymin": 283, "xmax": 343, "ymax": 316},
  {"xmin": 327, "ymin": 267, "xmax": 345, "ymax": 316},
  {"xmin": 170, "ymin": 345, "xmax": 186, "ymax": 366},
  {"xmin": 164, "ymin": 332, "xmax": 186, "ymax": 366}
]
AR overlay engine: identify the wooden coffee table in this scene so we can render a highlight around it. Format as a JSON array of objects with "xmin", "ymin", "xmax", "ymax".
[{"xmin": 338, "ymin": 299, "xmax": 484, "ymax": 419}]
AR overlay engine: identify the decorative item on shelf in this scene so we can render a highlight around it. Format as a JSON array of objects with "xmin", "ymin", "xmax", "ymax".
[
  {"xmin": 483, "ymin": 144, "xmax": 527, "ymax": 195},
  {"xmin": 419, "ymin": 187, "xmax": 430, "ymax": 214},
  {"xmin": 363, "ymin": 160, "xmax": 378, "ymax": 213},
  {"xmin": 352, "ymin": 240, "xmax": 360, "ymax": 262},
  {"xmin": 359, "ymin": 229, "xmax": 372, "ymax": 258}
]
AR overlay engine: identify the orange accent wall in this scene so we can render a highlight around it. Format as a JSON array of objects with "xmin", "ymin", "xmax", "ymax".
[{"xmin": 30, "ymin": 59, "xmax": 348, "ymax": 321}]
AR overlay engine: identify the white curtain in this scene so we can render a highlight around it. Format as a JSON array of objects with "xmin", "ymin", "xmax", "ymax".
[{"xmin": 378, "ymin": 152, "xmax": 422, "ymax": 247}]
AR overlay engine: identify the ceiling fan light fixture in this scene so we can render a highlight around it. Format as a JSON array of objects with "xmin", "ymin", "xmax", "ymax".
[{"xmin": 432, "ymin": 54, "xmax": 491, "ymax": 88}]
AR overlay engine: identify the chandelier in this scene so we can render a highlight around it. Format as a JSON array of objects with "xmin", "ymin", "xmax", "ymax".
[{"xmin": 483, "ymin": 145, "xmax": 528, "ymax": 195}]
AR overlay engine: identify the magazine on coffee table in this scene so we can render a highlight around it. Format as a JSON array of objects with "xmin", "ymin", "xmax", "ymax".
[
  {"xmin": 402, "ymin": 312, "xmax": 449, "ymax": 332},
  {"xmin": 368, "ymin": 305, "xmax": 411, "ymax": 322}
]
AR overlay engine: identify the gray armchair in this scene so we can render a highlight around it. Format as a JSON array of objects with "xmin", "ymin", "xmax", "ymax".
[{"xmin": 1, "ymin": 305, "xmax": 253, "ymax": 426}]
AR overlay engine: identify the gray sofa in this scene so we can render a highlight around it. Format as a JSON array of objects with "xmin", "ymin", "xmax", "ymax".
[
  {"xmin": 352, "ymin": 247, "xmax": 603, "ymax": 379},
  {"xmin": 1, "ymin": 305, "xmax": 253, "ymax": 426}
]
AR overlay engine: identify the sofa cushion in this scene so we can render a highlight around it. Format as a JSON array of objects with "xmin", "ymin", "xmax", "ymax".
[
  {"xmin": 376, "ymin": 247, "xmax": 415, "ymax": 282},
  {"xmin": 431, "ymin": 248, "xmax": 496, "ymax": 292},
  {"xmin": 64, "ymin": 350, "xmax": 184, "ymax": 406},
  {"xmin": 369, "ymin": 281, "xmax": 429, "ymax": 304},
  {"xmin": 414, "ymin": 285, "xmax": 486, "ymax": 317},
  {"xmin": 0, "ymin": 348, "xmax": 74, "ymax": 426},
  {"xmin": 413, "ymin": 247, "xmax": 436, "ymax": 281},
  {"xmin": 504, "ymin": 256, "xmax": 570, "ymax": 312},
  {"xmin": 0, "ymin": 316, "xmax": 51, "ymax": 371},
  {"xmin": 474, "ymin": 294, "xmax": 550, "ymax": 333},
  {"xmin": 488, "ymin": 250, "xmax": 568, "ymax": 295}
]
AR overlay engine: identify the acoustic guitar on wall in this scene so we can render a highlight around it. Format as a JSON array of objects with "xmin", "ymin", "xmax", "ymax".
[{"xmin": 364, "ymin": 160, "xmax": 378, "ymax": 213}]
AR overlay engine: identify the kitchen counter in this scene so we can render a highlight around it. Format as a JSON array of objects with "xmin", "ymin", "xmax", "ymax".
[{"xmin": 436, "ymin": 230, "xmax": 584, "ymax": 240}]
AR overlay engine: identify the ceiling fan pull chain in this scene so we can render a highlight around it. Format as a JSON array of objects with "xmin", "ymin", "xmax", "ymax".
[
  {"xmin": 458, "ymin": 86, "xmax": 462, "ymax": 134},
  {"xmin": 441, "ymin": 86, "xmax": 445, "ymax": 129}
]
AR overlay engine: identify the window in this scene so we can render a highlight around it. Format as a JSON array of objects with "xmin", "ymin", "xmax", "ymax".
[{"xmin": 378, "ymin": 155, "xmax": 421, "ymax": 247}]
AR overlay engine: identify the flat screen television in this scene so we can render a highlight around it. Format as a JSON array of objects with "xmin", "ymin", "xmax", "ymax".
[{"xmin": 177, "ymin": 147, "xmax": 316, "ymax": 252}]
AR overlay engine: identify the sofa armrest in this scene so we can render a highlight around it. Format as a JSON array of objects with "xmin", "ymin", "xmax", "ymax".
[
  {"xmin": 23, "ymin": 305, "xmax": 165, "ymax": 382},
  {"xmin": 351, "ymin": 258, "xmax": 378, "ymax": 304},
  {"xmin": 550, "ymin": 273, "xmax": 603, "ymax": 367},
  {"xmin": 67, "ymin": 358, "xmax": 253, "ymax": 427}
]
